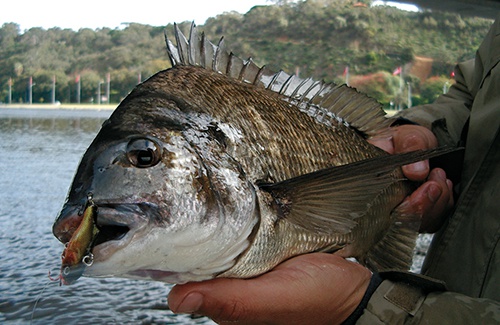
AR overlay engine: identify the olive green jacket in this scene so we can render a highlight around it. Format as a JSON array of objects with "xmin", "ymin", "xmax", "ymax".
[{"xmin": 355, "ymin": 16, "xmax": 500, "ymax": 324}]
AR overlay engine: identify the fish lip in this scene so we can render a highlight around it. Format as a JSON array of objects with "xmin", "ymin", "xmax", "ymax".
[
  {"xmin": 53, "ymin": 201, "xmax": 157, "ymax": 261},
  {"xmin": 90, "ymin": 201, "xmax": 157, "ymax": 262},
  {"xmin": 94, "ymin": 202, "xmax": 150, "ymax": 228}
]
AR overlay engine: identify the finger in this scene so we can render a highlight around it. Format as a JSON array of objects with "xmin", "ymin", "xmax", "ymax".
[
  {"xmin": 402, "ymin": 161, "xmax": 430, "ymax": 182},
  {"xmin": 419, "ymin": 173, "xmax": 453, "ymax": 233},
  {"xmin": 395, "ymin": 168, "xmax": 453, "ymax": 233},
  {"xmin": 169, "ymin": 278, "xmax": 255, "ymax": 323},
  {"xmin": 392, "ymin": 126, "xmax": 438, "ymax": 181}
]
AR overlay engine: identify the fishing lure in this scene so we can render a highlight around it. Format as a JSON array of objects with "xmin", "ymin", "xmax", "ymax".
[{"xmin": 50, "ymin": 194, "xmax": 99, "ymax": 285}]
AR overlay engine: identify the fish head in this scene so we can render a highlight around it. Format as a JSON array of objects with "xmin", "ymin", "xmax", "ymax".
[{"xmin": 53, "ymin": 69, "xmax": 259, "ymax": 283}]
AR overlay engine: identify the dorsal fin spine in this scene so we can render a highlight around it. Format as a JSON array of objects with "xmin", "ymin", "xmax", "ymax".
[
  {"xmin": 164, "ymin": 23, "xmax": 392, "ymax": 136},
  {"xmin": 200, "ymin": 32, "xmax": 207, "ymax": 68},
  {"xmin": 254, "ymin": 66, "xmax": 267, "ymax": 86},
  {"xmin": 174, "ymin": 23, "xmax": 188, "ymax": 65},
  {"xmin": 238, "ymin": 59, "xmax": 251, "ymax": 81},
  {"xmin": 279, "ymin": 74, "xmax": 297, "ymax": 95},
  {"xmin": 164, "ymin": 28, "xmax": 179, "ymax": 66},
  {"xmin": 216, "ymin": 37, "xmax": 230, "ymax": 73},
  {"xmin": 188, "ymin": 22, "xmax": 199, "ymax": 65},
  {"xmin": 298, "ymin": 79, "xmax": 322, "ymax": 105},
  {"xmin": 228, "ymin": 53, "xmax": 244, "ymax": 79},
  {"xmin": 267, "ymin": 71, "xmax": 284, "ymax": 90},
  {"xmin": 290, "ymin": 77, "xmax": 311, "ymax": 99}
]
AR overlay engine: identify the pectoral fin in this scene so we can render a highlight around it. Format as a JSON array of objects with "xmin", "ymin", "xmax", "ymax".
[{"xmin": 259, "ymin": 146, "xmax": 461, "ymax": 236}]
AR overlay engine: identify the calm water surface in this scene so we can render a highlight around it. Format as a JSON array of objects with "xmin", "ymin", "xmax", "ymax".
[{"xmin": 0, "ymin": 109, "xmax": 215, "ymax": 324}]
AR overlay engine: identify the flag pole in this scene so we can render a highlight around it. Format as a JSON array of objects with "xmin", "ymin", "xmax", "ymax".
[
  {"xmin": 29, "ymin": 76, "xmax": 33, "ymax": 104},
  {"xmin": 106, "ymin": 72, "xmax": 110, "ymax": 104},
  {"xmin": 76, "ymin": 75, "xmax": 81, "ymax": 104},
  {"xmin": 52, "ymin": 75, "xmax": 56, "ymax": 104},
  {"xmin": 8, "ymin": 78, "xmax": 12, "ymax": 104}
]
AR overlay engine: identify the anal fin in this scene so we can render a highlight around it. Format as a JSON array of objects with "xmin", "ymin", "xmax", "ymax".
[{"xmin": 361, "ymin": 210, "xmax": 420, "ymax": 272}]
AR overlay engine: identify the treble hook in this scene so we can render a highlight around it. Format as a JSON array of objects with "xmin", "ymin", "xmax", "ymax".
[
  {"xmin": 82, "ymin": 253, "xmax": 94, "ymax": 266},
  {"xmin": 78, "ymin": 192, "xmax": 96, "ymax": 215},
  {"xmin": 87, "ymin": 192, "xmax": 95, "ymax": 207}
]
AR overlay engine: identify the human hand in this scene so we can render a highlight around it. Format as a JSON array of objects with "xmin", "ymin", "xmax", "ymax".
[
  {"xmin": 369, "ymin": 125, "xmax": 454, "ymax": 232},
  {"xmin": 369, "ymin": 124, "xmax": 438, "ymax": 181},
  {"xmin": 395, "ymin": 167, "xmax": 453, "ymax": 233},
  {"xmin": 168, "ymin": 253, "xmax": 371, "ymax": 325}
]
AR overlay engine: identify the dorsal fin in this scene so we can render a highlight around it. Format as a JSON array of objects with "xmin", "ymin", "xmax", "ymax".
[{"xmin": 164, "ymin": 23, "xmax": 393, "ymax": 136}]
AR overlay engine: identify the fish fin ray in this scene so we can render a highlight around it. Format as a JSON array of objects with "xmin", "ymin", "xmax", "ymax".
[
  {"xmin": 188, "ymin": 21, "xmax": 201, "ymax": 65},
  {"xmin": 164, "ymin": 29, "xmax": 180, "ymax": 66},
  {"xmin": 259, "ymin": 160, "xmax": 393, "ymax": 235},
  {"xmin": 214, "ymin": 37, "xmax": 229, "ymax": 72},
  {"xmin": 175, "ymin": 23, "xmax": 189, "ymax": 65},
  {"xmin": 361, "ymin": 211, "xmax": 420, "ymax": 272}
]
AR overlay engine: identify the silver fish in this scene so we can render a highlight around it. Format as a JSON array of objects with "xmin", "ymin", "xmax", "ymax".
[{"xmin": 52, "ymin": 23, "xmax": 454, "ymax": 284}]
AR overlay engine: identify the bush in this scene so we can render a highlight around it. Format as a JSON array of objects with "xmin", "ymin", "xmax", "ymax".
[
  {"xmin": 348, "ymin": 71, "xmax": 399, "ymax": 105},
  {"xmin": 420, "ymin": 76, "xmax": 454, "ymax": 104}
]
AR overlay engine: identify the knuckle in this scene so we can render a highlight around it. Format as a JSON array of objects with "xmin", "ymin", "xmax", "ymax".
[{"xmin": 404, "ymin": 133, "xmax": 427, "ymax": 149}]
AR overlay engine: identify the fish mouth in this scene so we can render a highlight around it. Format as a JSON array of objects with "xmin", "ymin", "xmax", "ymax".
[{"xmin": 53, "ymin": 202, "xmax": 154, "ymax": 260}]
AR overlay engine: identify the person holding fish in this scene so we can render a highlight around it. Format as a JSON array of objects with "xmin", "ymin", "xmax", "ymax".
[
  {"xmin": 167, "ymin": 16, "xmax": 500, "ymax": 324},
  {"xmin": 50, "ymin": 9, "xmax": 498, "ymax": 325}
]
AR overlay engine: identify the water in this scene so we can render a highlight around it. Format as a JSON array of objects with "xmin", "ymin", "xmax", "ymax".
[{"xmin": 0, "ymin": 108, "xmax": 215, "ymax": 325}]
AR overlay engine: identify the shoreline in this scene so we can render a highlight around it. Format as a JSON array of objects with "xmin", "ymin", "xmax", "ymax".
[
  {"xmin": 1, "ymin": 103, "xmax": 399, "ymax": 116},
  {"xmin": 0, "ymin": 103, "xmax": 116, "ymax": 110}
]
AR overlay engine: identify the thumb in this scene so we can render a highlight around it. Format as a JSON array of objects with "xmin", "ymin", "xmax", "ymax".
[
  {"xmin": 168, "ymin": 278, "xmax": 252, "ymax": 323},
  {"xmin": 167, "ymin": 254, "xmax": 370, "ymax": 325},
  {"xmin": 392, "ymin": 125, "xmax": 438, "ymax": 181}
]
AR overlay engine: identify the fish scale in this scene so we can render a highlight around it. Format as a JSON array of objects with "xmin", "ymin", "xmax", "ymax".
[{"xmin": 156, "ymin": 65, "xmax": 384, "ymax": 181}]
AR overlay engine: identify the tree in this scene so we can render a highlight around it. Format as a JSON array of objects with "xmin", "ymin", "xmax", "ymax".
[
  {"xmin": 420, "ymin": 76, "xmax": 452, "ymax": 104},
  {"xmin": 0, "ymin": 2, "xmax": 492, "ymax": 104}
]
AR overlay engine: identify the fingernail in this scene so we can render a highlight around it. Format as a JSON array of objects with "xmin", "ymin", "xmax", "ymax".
[
  {"xmin": 433, "ymin": 168, "xmax": 446, "ymax": 179},
  {"xmin": 173, "ymin": 292, "xmax": 203, "ymax": 314},
  {"xmin": 406, "ymin": 161, "xmax": 427, "ymax": 174},
  {"xmin": 427, "ymin": 184, "xmax": 442, "ymax": 203}
]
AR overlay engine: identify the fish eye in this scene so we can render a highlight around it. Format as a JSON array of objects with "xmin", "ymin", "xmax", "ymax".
[{"xmin": 126, "ymin": 138, "xmax": 162, "ymax": 168}]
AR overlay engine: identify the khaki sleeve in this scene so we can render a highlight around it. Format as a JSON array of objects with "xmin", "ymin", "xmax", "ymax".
[
  {"xmin": 395, "ymin": 60, "xmax": 474, "ymax": 147},
  {"xmin": 355, "ymin": 272, "xmax": 500, "ymax": 324}
]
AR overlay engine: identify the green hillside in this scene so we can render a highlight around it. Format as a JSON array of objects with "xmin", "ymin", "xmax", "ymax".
[{"xmin": 0, "ymin": 0, "xmax": 493, "ymax": 107}]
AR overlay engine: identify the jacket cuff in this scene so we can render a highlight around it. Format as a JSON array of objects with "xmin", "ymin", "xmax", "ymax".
[
  {"xmin": 356, "ymin": 271, "xmax": 447, "ymax": 324},
  {"xmin": 341, "ymin": 272, "xmax": 384, "ymax": 325}
]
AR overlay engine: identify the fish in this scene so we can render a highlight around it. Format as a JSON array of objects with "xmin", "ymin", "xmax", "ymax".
[{"xmin": 52, "ymin": 23, "xmax": 456, "ymax": 284}]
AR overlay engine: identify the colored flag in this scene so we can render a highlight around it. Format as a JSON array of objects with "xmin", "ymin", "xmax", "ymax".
[
  {"xmin": 343, "ymin": 66, "xmax": 349, "ymax": 76},
  {"xmin": 450, "ymin": 71, "xmax": 455, "ymax": 78},
  {"xmin": 75, "ymin": 74, "xmax": 81, "ymax": 83},
  {"xmin": 392, "ymin": 66, "xmax": 402, "ymax": 76}
]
